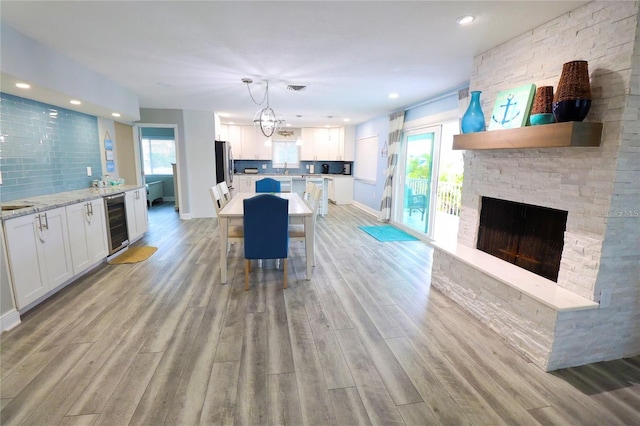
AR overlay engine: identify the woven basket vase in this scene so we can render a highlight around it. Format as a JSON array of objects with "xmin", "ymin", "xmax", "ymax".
[
  {"xmin": 531, "ymin": 86, "xmax": 555, "ymax": 115},
  {"xmin": 554, "ymin": 60, "xmax": 591, "ymax": 102},
  {"xmin": 553, "ymin": 60, "xmax": 592, "ymax": 122}
]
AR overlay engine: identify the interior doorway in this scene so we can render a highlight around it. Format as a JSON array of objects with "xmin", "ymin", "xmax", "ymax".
[{"xmin": 133, "ymin": 124, "xmax": 180, "ymax": 214}]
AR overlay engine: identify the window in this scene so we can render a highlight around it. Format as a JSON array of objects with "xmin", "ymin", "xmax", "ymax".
[
  {"xmin": 141, "ymin": 138, "xmax": 176, "ymax": 175},
  {"xmin": 271, "ymin": 140, "xmax": 299, "ymax": 168}
]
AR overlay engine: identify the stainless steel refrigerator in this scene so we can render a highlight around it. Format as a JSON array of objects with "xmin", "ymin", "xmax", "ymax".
[{"xmin": 215, "ymin": 141, "xmax": 234, "ymax": 188}]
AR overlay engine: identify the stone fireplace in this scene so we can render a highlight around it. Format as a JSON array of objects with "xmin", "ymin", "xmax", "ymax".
[{"xmin": 430, "ymin": 1, "xmax": 639, "ymax": 371}]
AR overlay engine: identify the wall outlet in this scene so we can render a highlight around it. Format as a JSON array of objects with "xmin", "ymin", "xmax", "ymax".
[
  {"xmin": 262, "ymin": 164, "xmax": 267, "ymax": 170},
  {"xmin": 306, "ymin": 164, "xmax": 309, "ymax": 170},
  {"xmin": 599, "ymin": 288, "xmax": 612, "ymax": 308},
  {"xmin": 86, "ymin": 166, "xmax": 92, "ymax": 176}
]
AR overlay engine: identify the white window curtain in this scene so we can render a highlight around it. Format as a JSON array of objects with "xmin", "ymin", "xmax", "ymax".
[{"xmin": 378, "ymin": 111, "xmax": 405, "ymax": 222}]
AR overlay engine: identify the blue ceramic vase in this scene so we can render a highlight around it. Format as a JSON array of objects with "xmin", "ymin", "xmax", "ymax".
[{"xmin": 461, "ymin": 91, "xmax": 486, "ymax": 133}]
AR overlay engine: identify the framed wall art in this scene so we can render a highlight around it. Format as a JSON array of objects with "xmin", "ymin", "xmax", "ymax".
[{"xmin": 488, "ymin": 84, "xmax": 536, "ymax": 130}]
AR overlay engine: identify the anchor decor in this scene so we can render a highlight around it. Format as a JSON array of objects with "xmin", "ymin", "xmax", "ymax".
[{"xmin": 488, "ymin": 84, "xmax": 536, "ymax": 131}]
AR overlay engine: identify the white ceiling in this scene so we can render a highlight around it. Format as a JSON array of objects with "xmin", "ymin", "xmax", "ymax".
[{"xmin": 0, "ymin": 1, "xmax": 589, "ymax": 127}]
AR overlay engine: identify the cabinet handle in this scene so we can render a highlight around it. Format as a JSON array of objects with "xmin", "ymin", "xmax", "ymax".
[
  {"xmin": 85, "ymin": 202, "xmax": 93, "ymax": 224},
  {"xmin": 37, "ymin": 213, "xmax": 49, "ymax": 242}
]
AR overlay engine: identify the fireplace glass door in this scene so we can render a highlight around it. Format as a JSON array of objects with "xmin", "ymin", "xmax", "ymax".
[{"xmin": 477, "ymin": 197, "xmax": 568, "ymax": 281}]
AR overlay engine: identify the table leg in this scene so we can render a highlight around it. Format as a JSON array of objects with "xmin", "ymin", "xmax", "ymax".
[
  {"xmin": 304, "ymin": 215, "xmax": 314, "ymax": 280},
  {"xmin": 220, "ymin": 217, "xmax": 229, "ymax": 283}
]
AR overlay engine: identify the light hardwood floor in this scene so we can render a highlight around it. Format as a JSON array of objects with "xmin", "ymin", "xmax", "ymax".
[{"xmin": 1, "ymin": 201, "xmax": 639, "ymax": 425}]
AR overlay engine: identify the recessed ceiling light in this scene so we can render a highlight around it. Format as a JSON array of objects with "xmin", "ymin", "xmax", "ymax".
[
  {"xmin": 228, "ymin": 121, "xmax": 235, "ymax": 125},
  {"xmin": 285, "ymin": 123, "xmax": 292, "ymax": 127},
  {"xmin": 343, "ymin": 118, "xmax": 351, "ymax": 122},
  {"xmin": 70, "ymin": 100, "xmax": 81, "ymax": 105},
  {"xmin": 15, "ymin": 82, "xmax": 30, "ymax": 89},
  {"xmin": 457, "ymin": 15, "xmax": 475, "ymax": 25},
  {"xmin": 112, "ymin": 112, "xmax": 121, "ymax": 117},
  {"xmin": 325, "ymin": 125, "xmax": 331, "ymax": 128},
  {"xmin": 388, "ymin": 93, "xmax": 399, "ymax": 99}
]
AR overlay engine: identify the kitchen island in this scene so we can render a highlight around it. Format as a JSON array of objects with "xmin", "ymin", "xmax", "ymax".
[{"xmin": 234, "ymin": 174, "xmax": 332, "ymax": 215}]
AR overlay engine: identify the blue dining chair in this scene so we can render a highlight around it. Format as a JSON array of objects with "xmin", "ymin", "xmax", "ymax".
[
  {"xmin": 243, "ymin": 194, "xmax": 289, "ymax": 290},
  {"xmin": 255, "ymin": 178, "xmax": 281, "ymax": 193}
]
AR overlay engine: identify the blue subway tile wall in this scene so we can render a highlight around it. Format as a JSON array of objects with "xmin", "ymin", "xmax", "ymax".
[{"xmin": 0, "ymin": 93, "xmax": 102, "ymax": 202}]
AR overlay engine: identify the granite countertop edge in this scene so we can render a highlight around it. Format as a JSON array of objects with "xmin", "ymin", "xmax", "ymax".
[{"xmin": 1, "ymin": 185, "xmax": 145, "ymax": 221}]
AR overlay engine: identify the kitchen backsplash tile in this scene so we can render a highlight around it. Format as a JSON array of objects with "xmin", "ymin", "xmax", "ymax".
[{"xmin": 0, "ymin": 93, "xmax": 102, "ymax": 202}]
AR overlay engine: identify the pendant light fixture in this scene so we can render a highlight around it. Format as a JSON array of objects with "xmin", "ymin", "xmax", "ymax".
[{"xmin": 243, "ymin": 78, "xmax": 283, "ymax": 138}]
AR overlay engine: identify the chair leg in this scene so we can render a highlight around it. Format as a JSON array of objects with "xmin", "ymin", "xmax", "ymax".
[
  {"xmin": 244, "ymin": 260, "xmax": 250, "ymax": 291},
  {"xmin": 283, "ymin": 259, "xmax": 288, "ymax": 289}
]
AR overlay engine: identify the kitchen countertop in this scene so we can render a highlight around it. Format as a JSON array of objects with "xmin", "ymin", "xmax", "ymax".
[{"xmin": 1, "ymin": 185, "xmax": 144, "ymax": 220}]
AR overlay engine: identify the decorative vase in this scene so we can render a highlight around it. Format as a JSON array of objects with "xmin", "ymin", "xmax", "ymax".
[
  {"xmin": 461, "ymin": 91, "xmax": 486, "ymax": 133},
  {"xmin": 552, "ymin": 60, "xmax": 592, "ymax": 122},
  {"xmin": 530, "ymin": 86, "xmax": 555, "ymax": 125}
]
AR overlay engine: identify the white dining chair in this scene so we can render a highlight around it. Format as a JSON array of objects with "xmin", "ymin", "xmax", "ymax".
[
  {"xmin": 288, "ymin": 186, "xmax": 321, "ymax": 266},
  {"xmin": 209, "ymin": 185, "xmax": 243, "ymax": 252},
  {"xmin": 218, "ymin": 181, "xmax": 232, "ymax": 202}
]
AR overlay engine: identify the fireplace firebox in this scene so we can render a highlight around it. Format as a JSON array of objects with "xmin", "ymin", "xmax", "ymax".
[{"xmin": 477, "ymin": 197, "xmax": 568, "ymax": 281}]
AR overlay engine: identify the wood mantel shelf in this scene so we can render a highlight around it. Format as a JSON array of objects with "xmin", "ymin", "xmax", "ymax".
[{"xmin": 453, "ymin": 121, "xmax": 603, "ymax": 150}]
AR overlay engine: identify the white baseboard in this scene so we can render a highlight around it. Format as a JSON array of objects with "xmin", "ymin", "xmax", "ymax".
[
  {"xmin": 180, "ymin": 213, "xmax": 193, "ymax": 220},
  {"xmin": 1, "ymin": 309, "xmax": 21, "ymax": 333},
  {"xmin": 352, "ymin": 201, "xmax": 378, "ymax": 218}
]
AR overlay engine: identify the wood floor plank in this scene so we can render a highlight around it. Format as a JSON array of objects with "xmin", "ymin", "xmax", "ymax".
[
  {"xmin": 329, "ymin": 387, "xmax": 372, "ymax": 426},
  {"xmin": 284, "ymin": 285, "xmax": 337, "ymax": 425},
  {"xmin": 383, "ymin": 303, "xmax": 507, "ymax": 426},
  {"xmin": 302, "ymin": 283, "xmax": 356, "ymax": 389},
  {"xmin": 267, "ymin": 372, "xmax": 304, "ymax": 426},
  {"xmin": 58, "ymin": 414, "xmax": 100, "ymax": 426},
  {"xmin": 266, "ymin": 283, "xmax": 295, "ymax": 375},
  {"xmin": 162, "ymin": 282, "xmax": 232, "ymax": 426},
  {"xmin": 335, "ymin": 328, "xmax": 405, "ymax": 426},
  {"xmin": 385, "ymin": 336, "xmax": 473, "ymax": 426},
  {"xmin": 93, "ymin": 352, "xmax": 163, "ymax": 426},
  {"xmin": 234, "ymin": 311, "xmax": 268, "ymax": 425},
  {"xmin": 67, "ymin": 277, "xmax": 184, "ymax": 416},
  {"xmin": 199, "ymin": 361, "xmax": 241, "ymax": 425},
  {"xmin": 214, "ymin": 280, "xmax": 249, "ymax": 363},
  {"xmin": 396, "ymin": 402, "xmax": 441, "ymax": 426},
  {"xmin": 328, "ymin": 277, "xmax": 422, "ymax": 406},
  {"xmin": 21, "ymin": 294, "xmax": 151, "ymax": 425},
  {"xmin": 128, "ymin": 307, "xmax": 206, "ymax": 425},
  {"xmin": 0, "ymin": 342, "xmax": 92, "ymax": 425}
]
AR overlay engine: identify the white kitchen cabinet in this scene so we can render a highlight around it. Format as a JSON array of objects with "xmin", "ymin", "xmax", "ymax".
[
  {"xmin": 226, "ymin": 125, "xmax": 243, "ymax": 159},
  {"xmin": 342, "ymin": 125, "xmax": 355, "ymax": 161},
  {"xmin": 300, "ymin": 128, "xmax": 316, "ymax": 161},
  {"xmin": 237, "ymin": 176, "xmax": 256, "ymax": 193},
  {"xmin": 4, "ymin": 207, "xmax": 74, "ymax": 309},
  {"xmin": 242, "ymin": 126, "xmax": 271, "ymax": 160},
  {"xmin": 125, "ymin": 188, "xmax": 148, "ymax": 243},
  {"xmin": 66, "ymin": 198, "xmax": 108, "ymax": 275},
  {"xmin": 217, "ymin": 123, "xmax": 229, "ymax": 141},
  {"xmin": 328, "ymin": 176, "xmax": 354, "ymax": 204},
  {"xmin": 300, "ymin": 127, "xmax": 346, "ymax": 161}
]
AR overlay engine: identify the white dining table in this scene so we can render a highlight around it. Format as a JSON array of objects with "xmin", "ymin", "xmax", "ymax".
[{"xmin": 217, "ymin": 192, "xmax": 314, "ymax": 283}]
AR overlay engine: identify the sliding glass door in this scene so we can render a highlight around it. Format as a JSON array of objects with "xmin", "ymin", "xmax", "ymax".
[{"xmin": 395, "ymin": 126, "xmax": 441, "ymax": 237}]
